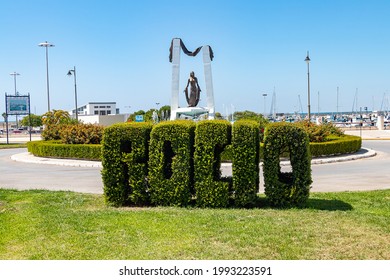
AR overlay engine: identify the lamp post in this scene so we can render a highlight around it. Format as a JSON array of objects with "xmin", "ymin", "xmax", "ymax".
[
  {"xmin": 10, "ymin": 72, "xmax": 20, "ymax": 95},
  {"xmin": 38, "ymin": 41, "xmax": 55, "ymax": 112},
  {"xmin": 304, "ymin": 51, "xmax": 311, "ymax": 121},
  {"xmin": 67, "ymin": 66, "xmax": 78, "ymax": 122},
  {"xmin": 10, "ymin": 72, "xmax": 20, "ymax": 128},
  {"xmin": 262, "ymin": 93, "xmax": 267, "ymax": 117}
]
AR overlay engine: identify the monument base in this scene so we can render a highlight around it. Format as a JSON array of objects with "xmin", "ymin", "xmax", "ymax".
[{"xmin": 172, "ymin": 107, "xmax": 210, "ymax": 120}]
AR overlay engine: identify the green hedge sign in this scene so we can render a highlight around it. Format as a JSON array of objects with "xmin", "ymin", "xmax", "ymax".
[{"xmin": 101, "ymin": 121, "xmax": 312, "ymax": 208}]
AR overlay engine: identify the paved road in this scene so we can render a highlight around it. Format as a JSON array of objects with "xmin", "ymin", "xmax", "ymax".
[
  {"xmin": 1, "ymin": 140, "xmax": 389, "ymax": 194},
  {"xmin": 0, "ymin": 148, "xmax": 103, "ymax": 194}
]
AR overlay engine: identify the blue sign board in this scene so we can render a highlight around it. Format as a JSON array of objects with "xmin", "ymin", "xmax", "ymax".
[{"xmin": 135, "ymin": 115, "xmax": 144, "ymax": 122}]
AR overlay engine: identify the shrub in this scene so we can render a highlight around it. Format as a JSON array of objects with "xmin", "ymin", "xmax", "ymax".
[
  {"xmin": 294, "ymin": 120, "xmax": 343, "ymax": 143},
  {"xmin": 194, "ymin": 120, "xmax": 232, "ymax": 208},
  {"xmin": 232, "ymin": 120, "xmax": 260, "ymax": 207},
  {"xmin": 310, "ymin": 135, "xmax": 361, "ymax": 157},
  {"xmin": 41, "ymin": 110, "xmax": 78, "ymax": 141},
  {"xmin": 60, "ymin": 123, "xmax": 104, "ymax": 144},
  {"xmin": 148, "ymin": 121, "xmax": 196, "ymax": 206},
  {"xmin": 263, "ymin": 123, "xmax": 312, "ymax": 207},
  {"xmin": 27, "ymin": 140, "xmax": 101, "ymax": 160},
  {"xmin": 101, "ymin": 122, "xmax": 153, "ymax": 207}
]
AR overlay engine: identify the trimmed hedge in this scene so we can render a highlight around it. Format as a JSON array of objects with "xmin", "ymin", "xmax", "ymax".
[
  {"xmin": 310, "ymin": 135, "xmax": 361, "ymax": 157},
  {"xmin": 263, "ymin": 123, "xmax": 312, "ymax": 207},
  {"xmin": 232, "ymin": 120, "xmax": 260, "ymax": 207},
  {"xmin": 194, "ymin": 120, "xmax": 232, "ymax": 208},
  {"xmin": 148, "ymin": 121, "xmax": 196, "ymax": 206},
  {"xmin": 101, "ymin": 123, "xmax": 153, "ymax": 206},
  {"xmin": 27, "ymin": 140, "xmax": 101, "ymax": 160}
]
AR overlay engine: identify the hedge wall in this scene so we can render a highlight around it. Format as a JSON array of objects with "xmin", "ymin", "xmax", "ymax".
[
  {"xmin": 194, "ymin": 120, "xmax": 232, "ymax": 208},
  {"xmin": 27, "ymin": 140, "xmax": 101, "ymax": 160},
  {"xmin": 263, "ymin": 123, "xmax": 312, "ymax": 207},
  {"xmin": 101, "ymin": 122, "xmax": 153, "ymax": 206},
  {"xmin": 310, "ymin": 135, "xmax": 361, "ymax": 157},
  {"xmin": 232, "ymin": 120, "xmax": 260, "ymax": 207},
  {"xmin": 148, "ymin": 121, "xmax": 196, "ymax": 206}
]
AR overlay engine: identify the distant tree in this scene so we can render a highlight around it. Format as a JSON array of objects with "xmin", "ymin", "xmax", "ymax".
[
  {"xmin": 214, "ymin": 112, "xmax": 223, "ymax": 120},
  {"xmin": 42, "ymin": 110, "xmax": 77, "ymax": 126},
  {"xmin": 158, "ymin": 105, "xmax": 171, "ymax": 121},
  {"xmin": 20, "ymin": 114, "xmax": 42, "ymax": 127},
  {"xmin": 127, "ymin": 110, "xmax": 146, "ymax": 122},
  {"xmin": 234, "ymin": 110, "xmax": 269, "ymax": 126}
]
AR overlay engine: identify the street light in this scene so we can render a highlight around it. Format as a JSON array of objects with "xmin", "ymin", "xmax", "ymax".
[
  {"xmin": 67, "ymin": 66, "xmax": 78, "ymax": 122},
  {"xmin": 262, "ymin": 93, "xmax": 267, "ymax": 117},
  {"xmin": 304, "ymin": 51, "xmax": 311, "ymax": 121},
  {"xmin": 38, "ymin": 41, "xmax": 55, "ymax": 112},
  {"xmin": 9, "ymin": 72, "xmax": 20, "ymax": 95},
  {"xmin": 10, "ymin": 72, "xmax": 21, "ymax": 128}
]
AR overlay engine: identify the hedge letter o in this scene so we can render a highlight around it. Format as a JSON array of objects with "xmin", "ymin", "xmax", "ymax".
[{"xmin": 263, "ymin": 123, "xmax": 312, "ymax": 207}]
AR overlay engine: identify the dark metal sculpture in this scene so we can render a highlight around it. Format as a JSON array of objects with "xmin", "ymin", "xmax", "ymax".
[{"xmin": 184, "ymin": 71, "xmax": 201, "ymax": 107}]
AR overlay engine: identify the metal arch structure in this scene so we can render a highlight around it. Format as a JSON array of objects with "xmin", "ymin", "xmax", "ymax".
[{"xmin": 169, "ymin": 38, "xmax": 215, "ymax": 120}]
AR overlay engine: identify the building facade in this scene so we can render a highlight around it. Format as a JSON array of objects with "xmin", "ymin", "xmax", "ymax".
[{"xmin": 70, "ymin": 102, "xmax": 118, "ymax": 116}]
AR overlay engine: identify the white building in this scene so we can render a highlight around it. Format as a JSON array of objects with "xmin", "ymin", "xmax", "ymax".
[
  {"xmin": 70, "ymin": 102, "xmax": 118, "ymax": 116},
  {"xmin": 69, "ymin": 102, "xmax": 129, "ymax": 126}
]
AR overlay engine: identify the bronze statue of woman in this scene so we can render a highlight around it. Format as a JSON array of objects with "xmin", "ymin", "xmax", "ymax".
[{"xmin": 184, "ymin": 71, "xmax": 201, "ymax": 107}]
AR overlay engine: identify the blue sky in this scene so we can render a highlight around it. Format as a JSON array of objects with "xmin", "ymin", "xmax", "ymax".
[{"xmin": 1, "ymin": 0, "xmax": 390, "ymax": 118}]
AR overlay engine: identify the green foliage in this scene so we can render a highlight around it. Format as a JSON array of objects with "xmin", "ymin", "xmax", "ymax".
[
  {"xmin": 101, "ymin": 123, "xmax": 153, "ymax": 207},
  {"xmin": 59, "ymin": 123, "xmax": 104, "ymax": 144},
  {"xmin": 20, "ymin": 114, "xmax": 42, "ymax": 127},
  {"xmin": 148, "ymin": 121, "xmax": 196, "ymax": 206},
  {"xmin": 233, "ymin": 110, "xmax": 269, "ymax": 141},
  {"xmin": 263, "ymin": 123, "xmax": 312, "ymax": 207},
  {"xmin": 127, "ymin": 110, "xmax": 146, "ymax": 122},
  {"xmin": 310, "ymin": 135, "xmax": 361, "ymax": 157},
  {"xmin": 294, "ymin": 120, "xmax": 344, "ymax": 142},
  {"xmin": 41, "ymin": 110, "xmax": 78, "ymax": 140},
  {"xmin": 27, "ymin": 141, "xmax": 101, "ymax": 160},
  {"xmin": 194, "ymin": 120, "xmax": 232, "ymax": 208},
  {"xmin": 232, "ymin": 120, "xmax": 260, "ymax": 207}
]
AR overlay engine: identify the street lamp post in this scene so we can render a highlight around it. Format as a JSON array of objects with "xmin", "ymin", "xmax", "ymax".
[
  {"xmin": 304, "ymin": 51, "xmax": 311, "ymax": 121},
  {"xmin": 67, "ymin": 66, "xmax": 78, "ymax": 122},
  {"xmin": 10, "ymin": 72, "xmax": 20, "ymax": 95},
  {"xmin": 262, "ymin": 93, "xmax": 267, "ymax": 117},
  {"xmin": 10, "ymin": 72, "xmax": 20, "ymax": 128},
  {"xmin": 38, "ymin": 41, "xmax": 55, "ymax": 112}
]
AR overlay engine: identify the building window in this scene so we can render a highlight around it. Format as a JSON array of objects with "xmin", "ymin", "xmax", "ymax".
[
  {"xmin": 99, "ymin": 106, "xmax": 106, "ymax": 108},
  {"xmin": 94, "ymin": 106, "xmax": 98, "ymax": 108},
  {"xmin": 100, "ymin": 111, "xmax": 106, "ymax": 116},
  {"xmin": 107, "ymin": 110, "xmax": 111, "ymax": 115},
  {"xmin": 94, "ymin": 111, "xmax": 99, "ymax": 115}
]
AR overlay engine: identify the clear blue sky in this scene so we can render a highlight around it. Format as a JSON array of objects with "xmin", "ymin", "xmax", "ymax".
[{"xmin": 1, "ymin": 0, "xmax": 390, "ymax": 118}]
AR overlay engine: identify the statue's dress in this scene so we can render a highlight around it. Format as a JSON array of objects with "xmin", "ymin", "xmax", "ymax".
[{"xmin": 185, "ymin": 77, "xmax": 200, "ymax": 107}]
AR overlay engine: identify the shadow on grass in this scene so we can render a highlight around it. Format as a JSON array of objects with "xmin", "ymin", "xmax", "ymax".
[
  {"xmin": 254, "ymin": 197, "xmax": 353, "ymax": 211},
  {"xmin": 304, "ymin": 198, "xmax": 353, "ymax": 211}
]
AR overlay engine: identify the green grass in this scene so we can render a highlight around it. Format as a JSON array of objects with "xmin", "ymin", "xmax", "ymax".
[
  {"xmin": 0, "ymin": 189, "xmax": 389, "ymax": 260},
  {"xmin": 0, "ymin": 143, "xmax": 27, "ymax": 149}
]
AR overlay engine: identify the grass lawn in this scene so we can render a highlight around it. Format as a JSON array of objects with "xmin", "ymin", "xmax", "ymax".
[
  {"xmin": 0, "ymin": 143, "xmax": 27, "ymax": 149},
  {"xmin": 0, "ymin": 189, "xmax": 389, "ymax": 260}
]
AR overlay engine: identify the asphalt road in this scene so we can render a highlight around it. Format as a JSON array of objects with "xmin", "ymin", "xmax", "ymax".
[
  {"xmin": 0, "ymin": 148, "xmax": 103, "ymax": 194},
  {"xmin": 1, "ymin": 140, "xmax": 389, "ymax": 194}
]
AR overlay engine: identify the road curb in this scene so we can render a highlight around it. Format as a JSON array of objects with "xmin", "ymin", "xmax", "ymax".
[
  {"xmin": 11, "ymin": 152, "xmax": 102, "ymax": 168},
  {"xmin": 11, "ymin": 147, "xmax": 376, "ymax": 168}
]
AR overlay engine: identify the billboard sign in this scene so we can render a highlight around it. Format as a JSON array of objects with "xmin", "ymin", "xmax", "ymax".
[
  {"xmin": 6, "ymin": 95, "xmax": 30, "ymax": 115},
  {"xmin": 135, "ymin": 115, "xmax": 144, "ymax": 122}
]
